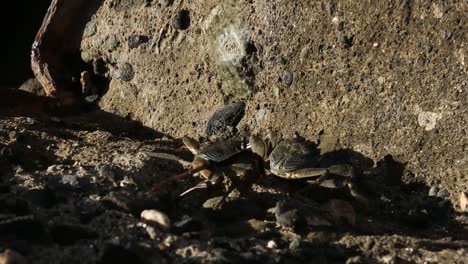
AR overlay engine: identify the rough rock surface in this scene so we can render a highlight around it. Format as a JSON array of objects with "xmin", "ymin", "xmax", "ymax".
[{"xmin": 80, "ymin": 0, "xmax": 468, "ymax": 205}]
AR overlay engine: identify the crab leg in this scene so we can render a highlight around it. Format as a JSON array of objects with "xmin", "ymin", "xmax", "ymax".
[
  {"xmin": 152, "ymin": 163, "xmax": 206, "ymax": 191},
  {"xmin": 280, "ymin": 168, "xmax": 327, "ymax": 179}
]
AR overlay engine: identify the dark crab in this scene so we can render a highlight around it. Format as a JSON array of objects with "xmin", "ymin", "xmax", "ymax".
[
  {"xmin": 153, "ymin": 136, "xmax": 264, "ymax": 208},
  {"xmin": 249, "ymin": 132, "xmax": 369, "ymax": 207}
]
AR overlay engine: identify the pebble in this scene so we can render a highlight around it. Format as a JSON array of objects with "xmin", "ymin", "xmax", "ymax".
[
  {"xmin": 306, "ymin": 231, "xmax": 337, "ymax": 244},
  {"xmin": 203, "ymin": 196, "xmax": 225, "ymax": 210},
  {"xmin": 113, "ymin": 63, "xmax": 134, "ymax": 81},
  {"xmin": 48, "ymin": 173, "xmax": 90, "ymax": 192},
  {"xmin": 267, "ymin": 240, "xmax": 277, "ymax": 249},
  {"xmin": 0, "ymin": 249, "xmax": 28, "ymax": 264},
  {"xmin": 172, "ymin": 9, "xmax": 191, "ymax": 30},
  {"xmin": 275, "ymin": 200, "xmax": 300, "ymax": 228},
  {"xmin": 83, "ymin": 21, "xmax": 96, "ymax": 38},
  {"xmin": 158, "ymin": 0, "xmax": 172, "ymax": 7},
  {"xmin": 460, "ymin": 192, "xmax": 468, "ymax": 212},
  {"xmin": 18, "ymin": 78, "xmax": 44, "ymax": 96},
  {"xmin": 428, "ymin": 187, "xmax": 438, "ymax": 196},
  {"xmin": 145, "ymin": 225, "xmax": 157, "ymax": 240},
  {"xmin": 247, "ymin": 219, "xmax": 268, "ymax": 232},
  {"xmin": 289, "ymin": 238, "xmax": 301, "ymax": 251},
  {"xmin": 346, "ymin": 256, "xmax": 367, "ymax": 264},
  {"xmin": 205, "ymin": 102, "xmax": 246, "ymax": 138},
  {"xmin": 141, "ymin": 209, "xmax": 171, "ymax": 229},
  {"xmin": 282, "ymin": 71, "xmax": 294, "ymax": 86},
  {"xmin": 436, "ymin": 188, "xmax": 450, "ymax": 198},
  {"xmin": 128, "ymin": 35, "xmax": 149, "ymax": 49},
  {"xmin": 98, "ymin": 164, "xmax": 119, "ymax": 182}
]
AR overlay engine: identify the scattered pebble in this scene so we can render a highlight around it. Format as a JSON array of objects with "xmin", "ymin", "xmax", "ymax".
[
  {"xmin": 113, "ymin": 63, "xmax": 135, "ymax": 81},
  {"xmin": 205, "ymin": 102, "xmax": 246, "ymax": 138},
  {"xmin": 145, "ymin": 225, "xmax": 157, "ymax": 240},
  {"xmin": 275, "ymin": 200, "xmax": 300, "ymax": 228},
  {"xmin": 158, "ymin": 0, "xmax": 173, "ymax": 7},
  {"xmin": 83, "ymin": 21, "xmax": 96, "ymax": 38},
  {"xmin": 436, "ymin": 188, "xmax": 450, "ymax": 198},
  {"xmin": 128, "ymin": 35, "xmax": 149, "ymax": 49},
  {"xmin": 428, "ymin": 187, "xmax": 438, "ymax": 196},
  {"xmin": 267, "ymin": 240, "xmax": 277, "ymax": 249},
  {"xmin": 289, "ymin": 238, "xmax": 301, "ymax": 251},
  {"xmin": 0, "ymin": 249, "xmax": 28, "ymax": 264},
  {"xmin": 172, "ymin": 9, "xmax": 191, "ymax": 30},
  {"xmin": 203, "ymin": 196, "xmax": 225, "ymax": 210},
  {"xmin": 460, "ymin": 192, "xmax": 468, "ymax": 212},
  {"xmin": 141, "ymin": 209, "xmax": 171, "ymax": 229},
  {"xmin": 306, "ymin": 231, "xmax": 337, "ymax": 244},
  {"xmin": 346, "ymin": 256, "xmax": 367, "ymax": 264},
  {"xmin": 18, "ymin": 78, "xmax": 44, "ymax": 96},
  {"xmin": 247, "ymin": 219, "xmax": 268, "ymax": 232},
  {"xmin": 282, "ymin": 70, "xmax": 294, "ymax": 86}
]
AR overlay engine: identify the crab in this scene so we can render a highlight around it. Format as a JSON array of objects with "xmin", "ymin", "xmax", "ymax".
[
  {"xmin": 152, "ymin": 136, "xmax": 265, "ymax": 208},
  {"xmin": 249, "ymin": 132, "xmax": 369, "ymax": 207}
]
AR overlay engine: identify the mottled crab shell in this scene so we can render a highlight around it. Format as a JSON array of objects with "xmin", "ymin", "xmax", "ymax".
[
  {"xmin": 269, "ymin": 139, "xmax": 319, "ymax": 173},
  {"xmin": 197, "ymin": 139, "xmax": 244, "ymax": 163}
]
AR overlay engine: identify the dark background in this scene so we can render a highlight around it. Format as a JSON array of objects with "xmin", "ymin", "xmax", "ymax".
[{"xmin": 0, "ymin": 0, "xmax": 52, "ymax": 89}]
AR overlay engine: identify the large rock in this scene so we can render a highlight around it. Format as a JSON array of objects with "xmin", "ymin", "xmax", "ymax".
[{"xmin": 80, "ymin": 0, "xmax": 468, "ymax": 199}]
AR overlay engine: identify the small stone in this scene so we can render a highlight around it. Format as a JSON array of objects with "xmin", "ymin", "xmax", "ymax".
[
  {"xmin": 99, "ymin": 165, "xmax": 118, "ymax": 181},
  {"xmin": 267, "ymin": 240, "xmax": 277, "ymax": 249},
  {"xmin": 128, "ymin": 35, "xmax": 149, "ymax": 49},
  {"xmin": 346, "ymin": 256, "xmax": 367, "ymax": 264},
  {"xmin": 306, "ymin": 231, "xmax": 337, "ymax": 244},
  {"xmin": 113, "ymin": 63, "xmax": 134, "ymax": 81},
  {"xmin": 172, "ymin": 9, "xmax": 190, "ymax": 30},
  {"xmin": 300, "ymin": 45, "xmax": 310, "ymax": 62},
  {"xmin": 158, "ymin": 0, "xmax": 173, "ymax": 7},
  {"xmin": 83, "ymin": 21, "xmax": 96, "ymax": 38},
  {"xmin": 141, "ymin": 209, "xmax": 171, "ymax": 229},
  {"xmin": 289, "ymin": 238, "xmax": 301, "ymax": 251},
  {"xmin": 436, "ymin": 188, "xmax": 450, "ymax": 198},
  {"xmin": 203, "ymin": 196, "xmax": 225, "ymax": 210},
  {"xmin": 247, "ymin": 219, "xmax": 268, "ymax": 232},
  {"xmin": 18, "ymin": 78, "xmax": 44, "ymax": 96},
  {"xmin": 0, "ymin": 249, "xmax": 28, "ymax": 264},
  {"xmin": 460, "ymin": 192, "xmax": 468, "ymax": 212},
  {"xmin": 145, "ymin": 225, "xmax": 157, "ymax": 240},
  {"xmin": 428, "ymin": 187, "xmax": 438, "ymax": 196},
  {"xmin": 61, "ymin": 175, "xmax": 80, "ymax": 187},
  {"xmin": 205, "ymin": 102, "xmax": 246, "ymax": 138},
  {"xmin": 373, "ymin": 42, "xmax": 379, "ymax": 48},
  {"xmin": 282, "ymin": 71, "xmax": 294, "ymax": 86},
  {"xmin": 275, "ymin": 200, "xmax": 300, "ymax": 228}
]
